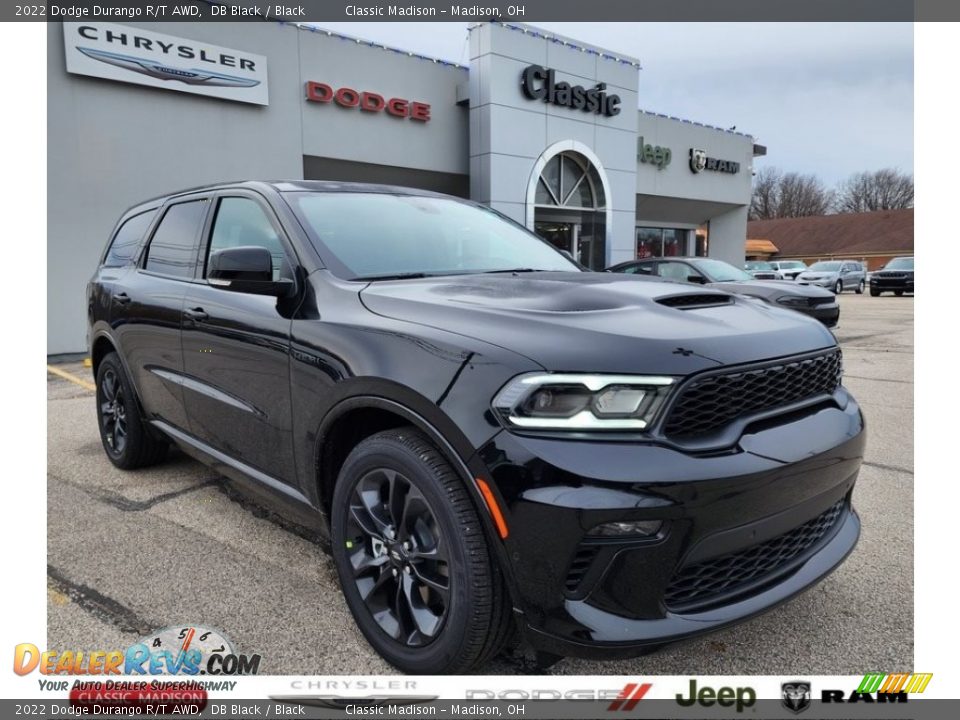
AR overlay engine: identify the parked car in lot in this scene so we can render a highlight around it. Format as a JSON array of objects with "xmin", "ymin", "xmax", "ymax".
[
  {"xmin": 767, "ymin": 260, "xmax": 808, "ymax": 280},
  {"xmin": 88, "ymin": 181, "xmax": 864, "ymax": 673},
  {"xmin": 608, "ymin": 256, "xmax": 840, "ymax": 327},
  {"xmin": 869, "ymin": 256, "xmax": 914, "ymax": 296},
  {"xmin": 744, "ymin": 260, "xmax": 784, "ymax": 280},
  {"xmin": 796, "ymin": 260, "xmax": 866, "ymax": 294}
]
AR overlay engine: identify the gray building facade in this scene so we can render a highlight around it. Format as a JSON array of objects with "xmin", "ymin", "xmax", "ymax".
[{"xmin": 48, "ymin": 20, "xmax": 760, "ymax": 354}]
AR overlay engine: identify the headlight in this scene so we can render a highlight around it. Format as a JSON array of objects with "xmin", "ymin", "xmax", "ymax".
[
  {"xmin": 776, "ymin": 295, "xmax": 811, "ymax": 308},
  {"xmin": 492, "ymin": 373, "xmax": 675, "ymax": 431}
]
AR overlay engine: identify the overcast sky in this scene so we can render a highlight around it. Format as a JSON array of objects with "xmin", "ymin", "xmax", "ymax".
[{"xmin": 311, "ymin": 22, "xmax": 913, "ymax": 187}]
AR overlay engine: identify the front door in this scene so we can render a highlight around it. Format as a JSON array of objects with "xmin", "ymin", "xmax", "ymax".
[{"xmin": 181, "ymin": 193, "xmax": 300, "ymax": 486}]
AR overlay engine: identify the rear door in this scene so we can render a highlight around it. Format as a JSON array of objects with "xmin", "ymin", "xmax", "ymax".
[
  {"xmin": 112, "ymin": 197, "xmax": 210, "ymax": 431},
  {"xmin": 180, "ymin": 192, "xmax": 300, "ymax": 485}
]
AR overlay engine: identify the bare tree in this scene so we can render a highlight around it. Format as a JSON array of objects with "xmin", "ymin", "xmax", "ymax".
[
  {"xmin": 750, "ymin": 167, "xmax": 834, "ymax": 219},
  {"xmin": 750, "ymin": 167, "xmax": 780, "ymax": 220},
  {"xmin": 835, "ymin": 168, "xmax": 914, "ymax": 213}
]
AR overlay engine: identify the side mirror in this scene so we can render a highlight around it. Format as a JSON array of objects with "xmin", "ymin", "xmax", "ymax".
[
  {"xmin": 687, "ymin": 275, "xmax": 707, "ymax": 284},
  {"xmin": 207, "ymin": 246, "xmax": 293, "ymax": 297}
]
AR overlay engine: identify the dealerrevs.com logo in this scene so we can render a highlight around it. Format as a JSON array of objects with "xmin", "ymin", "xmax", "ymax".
[{"xmin": 13, "ymin": 625, "xmax": 261, "ymax": 676}]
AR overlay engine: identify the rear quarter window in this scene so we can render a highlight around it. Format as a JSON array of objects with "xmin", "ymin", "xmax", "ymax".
[{"xmin": 103, "ymin": 210, "xmax": 157, "ymax": 267}]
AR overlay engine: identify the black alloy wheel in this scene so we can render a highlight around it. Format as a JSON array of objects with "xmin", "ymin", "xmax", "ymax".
[
  {"xmin": 95, "ymin": 352, "xmax": 168, "ymax": 469},
  {"xmin": 99, "ymin": 367, "xmax": 127, "ymax": 456},
  {"xmin": 330, "ymin": 428, "xmax": 512, "ymax": 673},
  {"xmin": 345, "ymin": 467, "xmax": 450, "ymax": 646}
]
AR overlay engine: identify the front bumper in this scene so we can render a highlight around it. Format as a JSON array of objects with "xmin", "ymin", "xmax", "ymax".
[
  {"xmin": 870, "ymin": 277, "xmax": 914, "ymax": 293},
  {"xmin": 473, "ymin": 395, "xmax": 864, "ymax": 658},
  {"xmin": 793, "ymin": 302, "xmax": 839, "ymax": 328}
]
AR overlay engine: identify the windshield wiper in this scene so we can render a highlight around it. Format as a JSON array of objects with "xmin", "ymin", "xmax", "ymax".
[
  {"xmin": 482, "ymin": 268, "xmax": 550, "ymax": 274},
  {"xmin": 353, "ymin": 272, "xmax": 432, "ymax": 281}
]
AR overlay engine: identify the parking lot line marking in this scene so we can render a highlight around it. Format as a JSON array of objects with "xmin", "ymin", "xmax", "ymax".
[{"xmin": 47, "ymin": 364, "xmax": 95, "ymax": 392}]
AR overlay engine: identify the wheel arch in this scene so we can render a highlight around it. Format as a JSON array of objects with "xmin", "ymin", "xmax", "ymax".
[
  {"xmin": 91, "ymin": 332, "xmax": 118, "ymax": 377},
  {"xmin": 313, "ymin": 395, "xmax": 520, "ymax": 606}
]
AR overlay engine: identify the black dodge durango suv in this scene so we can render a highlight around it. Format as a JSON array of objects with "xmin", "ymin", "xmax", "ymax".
[{"xmin": 87, "ymin": 181, "xmax": 864, "ymax": 673}]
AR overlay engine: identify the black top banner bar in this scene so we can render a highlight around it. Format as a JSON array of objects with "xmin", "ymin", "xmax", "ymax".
[{"xmin": 5, "ymin": 0, "xmax": 954, "ymax": 22}]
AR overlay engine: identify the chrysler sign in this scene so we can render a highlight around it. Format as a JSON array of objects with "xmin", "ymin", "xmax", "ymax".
[{"xmin": 62, "ymin": 23, "xmax": 269, "ymax": 105}]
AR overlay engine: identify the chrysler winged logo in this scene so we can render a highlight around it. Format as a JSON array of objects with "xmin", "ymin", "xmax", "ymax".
[
  {"xmin": 781, "ymin": 681, "xmax": 811, "ymax": 714},
  {"xmin": 689, "ymin": 148, "xmax": 707, "ymax": 173},
  {"xmin": 77, "ymin": 47, "xmax": 261, "ymax": 88}
]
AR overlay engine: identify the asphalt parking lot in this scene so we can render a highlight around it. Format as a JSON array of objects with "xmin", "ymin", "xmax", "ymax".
[{"xmin": 47, "ymin": 293, "xmax": 913, "ymax": 675}]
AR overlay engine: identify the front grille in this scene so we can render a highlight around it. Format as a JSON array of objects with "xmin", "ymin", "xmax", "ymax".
[
  {"xmin": 879, "ymin": 273, "xmax": 906, "ymax": 279},
  {"xmin": 657, "ymin": 294, "xmax": 733, "ymax": 309},
  {"xmin": 663, "ymin": 349, "xmax": 842, "ymax": 439},
  {"xmin": 664, "ymin": 501, "xmax": 846, "ymax": 611}
]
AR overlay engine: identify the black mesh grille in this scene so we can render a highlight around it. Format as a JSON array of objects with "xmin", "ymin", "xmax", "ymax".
[
  {"xmin": 663, "ymin": 349, "xmax": 842, "ymax": 439},
  {"xmin": 664, "ymin": 501, "xmax": 846, "ymax": 610},
  {"xmin": 564, "ymin": 545, "xmax": 601, "ymax": 592},
  {"xmin": 657, "ymin": 294, "xmax": 733, "ymax": 309}
]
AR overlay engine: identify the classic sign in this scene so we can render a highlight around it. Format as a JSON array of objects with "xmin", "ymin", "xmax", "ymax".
[{"xmin": 521, "ymin": 65, "xmax": 621, "ymax": 117}]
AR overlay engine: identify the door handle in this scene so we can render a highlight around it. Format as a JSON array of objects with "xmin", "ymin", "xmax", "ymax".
[
  {"xmin": 184, "ymin": 307, "xmax": 208, "ymax": 322},
  {"xmin": 114, "ymin": 292, "xmax": 131, "ymax": 305}
]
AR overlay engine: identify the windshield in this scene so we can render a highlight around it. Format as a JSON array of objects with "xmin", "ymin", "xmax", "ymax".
[
  {"xmin": 886, "ymin": 257, "xmax": 914, "ymax": 270},
  {"xmin": 778, "ymin": 261, "xmax": 806, "ymax": 269},
  {"xmin": 745, "ymin": 261, "xmax": 774, "ymax": 271},
  {"xmin": 286, "ymin": 192, "xmax": 580, "ymax": 279},
  {"xmin": 693, "ymin": 258, "xmax": 752, "ymax": 282},
  {"xmin": 808, "ymin": 261, "xmax": 842, "ymax": 272}
]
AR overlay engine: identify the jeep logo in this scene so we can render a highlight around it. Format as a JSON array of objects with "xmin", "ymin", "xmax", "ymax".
[{"xmin": 676, "ymin": 679, "xmax": 756, "ymax": 713}]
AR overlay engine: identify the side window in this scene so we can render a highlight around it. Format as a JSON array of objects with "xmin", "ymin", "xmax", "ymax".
[
  {"xmin": 623, "ymin": 263, "xmax": 654, "ymax": 275},
  {"xmin": 206, "ymin": 198, "xmax": 291, "ymax": 281},
  {"xmin": 657, "ymin": 262, "xmax": 698, "ymax": 282},
  {"xmin": 144, "ymin": 201, "xmax": 208, "ymax": 278},
  {"xmin": 103, "ymin": 210, "xmax": 156, "ymax": 267}
]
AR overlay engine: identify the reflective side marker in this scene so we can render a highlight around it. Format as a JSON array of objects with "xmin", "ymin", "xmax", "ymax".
[{"xmin": 475, "ymin": 478, "xmax": 509, "ymax": 539}]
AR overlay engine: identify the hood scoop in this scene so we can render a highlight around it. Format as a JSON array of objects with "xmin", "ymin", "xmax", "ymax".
[{"xmin": 657, "ymin": 293, "xmax": 734, "ymax": 309}]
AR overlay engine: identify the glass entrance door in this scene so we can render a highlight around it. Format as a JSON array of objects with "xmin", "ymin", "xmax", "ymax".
[{"xmin": 535, "ymin": 220, "xmax": 579, "ymax": 261}]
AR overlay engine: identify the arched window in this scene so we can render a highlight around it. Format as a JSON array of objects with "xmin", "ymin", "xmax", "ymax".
[{"xmin": 534, "ymin": 152, "xmax": 606, "ymax": 210}]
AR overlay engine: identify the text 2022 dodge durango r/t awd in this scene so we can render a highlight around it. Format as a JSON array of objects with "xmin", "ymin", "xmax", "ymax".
[{"xmin": 87, "ymin": 181, "xmax": 864, "ymax": 673}]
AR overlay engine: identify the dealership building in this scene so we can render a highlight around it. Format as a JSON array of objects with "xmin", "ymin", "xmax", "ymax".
[{"xmin": 48, "ymin": 19, "xmax": 763, "ymax": 354}]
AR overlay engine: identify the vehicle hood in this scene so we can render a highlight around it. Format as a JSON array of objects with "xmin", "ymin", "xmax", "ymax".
[
  {"xmin": 710, "ymin": 280, "xmax": 836, "ymax": 300},
  {"xmin": 359, "ymin": 272, "xmax": 836, "ymax": 375},
  {"xmin": 874, "ymin": 268, "xmax": 914, "ymax": 276}
]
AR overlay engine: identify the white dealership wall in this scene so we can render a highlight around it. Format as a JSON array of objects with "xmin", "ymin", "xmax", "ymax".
[{"xmin": 47, "ymin": 20, "xmax": 758, "ymax": 355}]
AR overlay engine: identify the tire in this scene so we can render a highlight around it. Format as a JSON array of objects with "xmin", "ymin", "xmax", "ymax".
[
  {"xmin": 894, "ymin": 290, "xmax": 904, "ymax": 296},
  {"xmin": 330, "ymin": 427, "xmax": 511, "ymax": 673},
  {"xmin": 870, "ymin": 288, "xmax": 881, "ymax": 297},
  {"xmin": 834, "ymin": 280, "xmax": 843, "ymax": 294},
  {"xmin": 856, "ymin": 279, "xmax": 865, "ymax": 294},
  {"xmin": 95, "ymin": 352, "xmax": 168, "ymax": 469}
]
